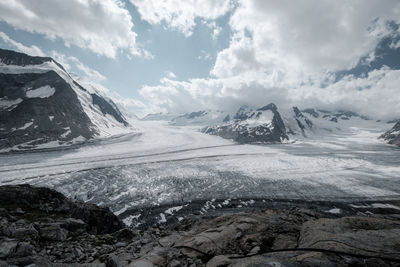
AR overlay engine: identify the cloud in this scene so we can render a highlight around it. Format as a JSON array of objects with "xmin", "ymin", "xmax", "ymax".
[
  {"xmin": 0, "ymin": 32, "xmax": 45, "ymax": 56},
  {"xmin": 295, "ymin": 68, "xmax": 400, "ymax": 119},
  {"xmin": 222, "ymin": 0, "xmax": 400, "ymax": 75},
  {"xmin": 140, "ymin": 66, "xmax": 400, "ymax": 120},
  {"xmin": 198, "ymin": 50, "xmax": 212, "ymax": 61},
  {"xmin": 166, "ymin": 71, "xmax": 177, "ymax": 79},
  {"xmin": 138, "ymin": 0, "xmax": 400, "ymax": 120},
  {"xmin": 203, "ymin": 21, "xmax": 223, "ymax": 40},
  {"xmin": 129, "ymin": 0, "xmax": 232, "ymax": 36},
  {"xmin": 0, "ymin": 0, "xmax": 147, "ymax": 58}
]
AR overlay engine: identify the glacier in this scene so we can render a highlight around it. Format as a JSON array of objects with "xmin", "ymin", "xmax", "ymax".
[{"xmin": 1, "ymin": 119, "xmax": 399, "ymax": 226}]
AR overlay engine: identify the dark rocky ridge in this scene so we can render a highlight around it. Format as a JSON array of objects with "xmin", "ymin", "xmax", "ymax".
[
  {"xmin": 0, "ymin": 49, "xmax": 65, "ymax": 72},
  {"xmin": 380, "ymin": 121, "xmax": 400, "ymax": 146},
  {"xmin": 1, "ymin": 185, "xmax": 400, "ymax": 266},
  {"xmin": 0, "ymin": 48, "xmax": 129, "ymax": 151}
]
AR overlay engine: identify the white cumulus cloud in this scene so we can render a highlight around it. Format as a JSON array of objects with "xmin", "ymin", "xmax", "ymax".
[
  {"xmin": 129, "ymin": 0, "xmax": 232, "ymax": 36},
  {"xmin": 139, "ymin": 0, "xmax": 400, "ymax": 120},
  {"xmin": 0, "ymin": 32, "xmax": 45, "ymax": 56},
  {"xmin": 0, "ymin": 0, "xmax": 148, "ymax": 58}
]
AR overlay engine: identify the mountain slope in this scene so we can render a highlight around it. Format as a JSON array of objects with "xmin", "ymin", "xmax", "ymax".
[
  {"xmin": 0, "ymin": 48, "xmax": 130, "ymax": 151},
  {"xmin": 380, "ymin": 122, "xmax": 400, "ymax": 146}
]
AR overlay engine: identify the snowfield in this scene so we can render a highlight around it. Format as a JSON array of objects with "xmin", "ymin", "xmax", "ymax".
[{"xmin": 0, "ymin": 120, "xmax": 399, "ymax": 225}]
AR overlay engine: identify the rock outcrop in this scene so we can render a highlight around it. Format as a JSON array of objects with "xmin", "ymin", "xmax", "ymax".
[{"xmin": 0, "ymin": 184, "xmax": 125, "ymax": 266}]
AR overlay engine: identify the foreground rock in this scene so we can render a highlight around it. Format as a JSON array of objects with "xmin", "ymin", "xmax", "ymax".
[
  {"xmin": 1, "ymin": 185, "xmax": 400, "ymax": 266},
  {"xmin": 0, "ymin": 184, "xmax": 124, "ymax": 266}
]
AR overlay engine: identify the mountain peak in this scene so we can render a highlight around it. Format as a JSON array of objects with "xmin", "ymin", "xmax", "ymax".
[{"xmin": 257, "ymin": 103, "xmax": 277, "ymax": 112}]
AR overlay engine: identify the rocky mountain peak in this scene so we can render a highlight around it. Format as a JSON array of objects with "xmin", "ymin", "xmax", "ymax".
[{"xmin": 257, "ymin": 103, "xmax": 277, "ymax": 112}]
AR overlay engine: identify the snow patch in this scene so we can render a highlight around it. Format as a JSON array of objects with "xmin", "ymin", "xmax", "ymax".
[
  {"xmin": 18, "ymin": 121, "xmax": 33, "ymax": 130},
  {"xmin": 164, "ymin": 205, "xmax": 183, "ymax": 215},
  {"xmin": 70, "ymin": 136, "xmax": 86, "ymax": 143},
  {"xmin": 326, "ymin": 208, "xmax": 341, "ymax": 214},
  {"xmin": 61, "ymin": 128, "xmax": 71, "ymax": 138},
  {"xmin": 0, "ymin": 98, "xmax": 22, "ymax": 109},
  {"xmin": 34, "ymin": 140, "xmax": 61, "ymax": 149},
  {"xmin": 123, "ymin": 214, "xmax": 141, "ymax": 227},
  {"xmin": 26, "ymin": 85, "xmax": 55, "ymax": 98},
  {"xmin": 159, "ymin": 213, "xmax": 167, "ymax": 223}
]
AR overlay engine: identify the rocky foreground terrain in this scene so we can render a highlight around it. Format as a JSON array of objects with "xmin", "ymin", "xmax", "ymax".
[{"xmin": 1, "ymin": 185, "xmax": 400, "ymax": 266}]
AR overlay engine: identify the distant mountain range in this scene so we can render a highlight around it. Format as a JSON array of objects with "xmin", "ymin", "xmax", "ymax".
[
  {"xmin": 0, "ymin": 48, "xmax": 131, "ymax": 152},
  {"xmin": 143, "ymin": 105, "xmax": 400, "ymax": 146}
]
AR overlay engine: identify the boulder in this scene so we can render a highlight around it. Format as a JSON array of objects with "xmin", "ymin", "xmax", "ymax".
[
  {"xmin": 0, "ymin": 238, "xmax": 18, "ymax": 259},
  {"xmin": 40, "ymin": 224, "xmax": 68, "ymax": 241}
]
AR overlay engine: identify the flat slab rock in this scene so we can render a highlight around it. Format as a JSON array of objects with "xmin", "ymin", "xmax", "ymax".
[{"xmin": 126, "ymin": 210, "xmax": 400, "ymax": 266}]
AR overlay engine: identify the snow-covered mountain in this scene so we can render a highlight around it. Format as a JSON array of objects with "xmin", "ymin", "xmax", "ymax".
[
  {"xmin": 171, "ymin": 110, "xmax": 229, "ymax": 126},
  {"xmin": 142, "ymin": 112, "xmax": 180, "ymax": 121},
  {"xmin": 140, "ymin": 104, "xmax": 391, "ymax": 145},
  {"xmin": 380, "ymin": 122, "xmax": 400, "ymax": 146},
  {"xmin": 142, "ymin": 110, "xmax": 229, "ymax": 126},
  {"xmin": 203, "ymin": 103, "xmax": 289, "ymax": 143},
  {"xmin": 201, "ymin": 104, "xmax": 383, "ymax": 144},
  {"xmin": 0, "ymin": 48, "xmax": 131, "ymax": 151}
]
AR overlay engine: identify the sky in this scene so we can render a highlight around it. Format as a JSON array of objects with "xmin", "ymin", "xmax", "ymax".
[{"xmin": 0, "ymin": 0, "xmax": 400, "ymax": 119}]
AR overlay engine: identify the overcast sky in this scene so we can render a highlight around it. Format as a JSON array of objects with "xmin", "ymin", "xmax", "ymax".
[{"xmin": 0, "ymin": 0, "xmax": 399, "ymax": 119}]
